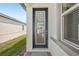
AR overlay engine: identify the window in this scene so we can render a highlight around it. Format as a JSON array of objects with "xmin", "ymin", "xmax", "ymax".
[
  {"xmin": 64, "ymin": 8, "xmax": 79, "ymax": 45},
  {"xmin": 22, "ymin": 25, "xmax": 24, "ymax": 31},
  {"xmin": 62, "ymin": 3, "xmax": 76, "ymax": 13}
]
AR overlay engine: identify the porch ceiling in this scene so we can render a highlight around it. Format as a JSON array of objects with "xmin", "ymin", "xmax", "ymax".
[
  {"xmin": 20, "ymin": 3, "xmax": 33, "ymax": 11},
  {"xmin": 19, "ymin": 3, "xmax": 26, "ymax": 10}
]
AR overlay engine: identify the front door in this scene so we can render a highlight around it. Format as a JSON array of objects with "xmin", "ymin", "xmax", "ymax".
[{"xmin": 33, "ymin": 8, "xmax": 48, "ymax": 48}]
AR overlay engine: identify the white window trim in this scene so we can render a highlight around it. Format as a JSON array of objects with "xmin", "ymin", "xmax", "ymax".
[
  {"xmin": 62, "ymin": 3, "xmax": 79, "ymax": 16},
  {"xmin": 62, "ymin": 39, "xmax": 79, "ymax": 50},
  {"xmin": 61, "ymin": 3, "xmax": 79, "ymax": 50}
]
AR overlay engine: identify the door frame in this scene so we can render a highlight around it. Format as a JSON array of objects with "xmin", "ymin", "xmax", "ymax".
[{"xmin": 32, "ymin": 8, "xmax": 48, "ymax": 48}]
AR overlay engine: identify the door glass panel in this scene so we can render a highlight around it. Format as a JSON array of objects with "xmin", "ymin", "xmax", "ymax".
[{"xmin": 35, "ymin": 11, "xmax": 46, "ymax": 45}]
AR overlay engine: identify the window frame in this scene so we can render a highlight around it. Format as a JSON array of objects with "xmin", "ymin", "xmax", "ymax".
[
  {"xmin": 61, "ymin": 3, "xmax": 79, "ymax": 50},
  {"xmin": 62, "ymin": 3, "xmax": 76, "ymax": 13}
]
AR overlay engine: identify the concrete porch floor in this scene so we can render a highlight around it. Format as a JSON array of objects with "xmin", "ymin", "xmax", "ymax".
[
  {"xmin": 17, "ymin": 46, "xmax": 52, "ymax": 56},
  {"xmin": 17, "ymin": 48, "xmax": 52, "ymax": 56},
  {"xmin": 24, "ymin": 52, "xmax": 52, "ymax": 56}
]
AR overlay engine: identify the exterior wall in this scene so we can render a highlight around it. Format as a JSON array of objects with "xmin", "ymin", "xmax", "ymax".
[
  {"xmin": 0, "ymin": 22, "xmax": 22, "ymax": 33},
  {"xmin": 49, "ymin": 3, "xmax": 78, "ymax": 56},
  {"xmin": 48, "ymin": 3, "xmax": 69, "ymax": 56},
  {"xmin": 49, "ymin": 39, "xmax": 68, "ymax": 56},
  {"xmin": 26, "ymin": 3, "xmax": 78, "ymax": 55},
  {"xmin": 0, "ymin": 15, "xmax": 26, "ymax": 43}
]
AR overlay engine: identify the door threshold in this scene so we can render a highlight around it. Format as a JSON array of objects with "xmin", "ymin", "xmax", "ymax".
[
  {"xmin": 33, "ymin": 48, "xmax": 48, "ymax": 49},
  {"xmin": 31, "ymin": 48, "xmax": 49, "ymax": 52}
]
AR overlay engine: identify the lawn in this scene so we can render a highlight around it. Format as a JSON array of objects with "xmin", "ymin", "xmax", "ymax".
[{"xmin": 0, "ymin": 35, "xmax": 26, "ymax": 56}]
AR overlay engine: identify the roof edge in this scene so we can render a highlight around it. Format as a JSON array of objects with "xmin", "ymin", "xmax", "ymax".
[
  {"xmin": 20, "ymin": 3, "xmax": 26, "ymax": 11},
  {"xmin": 0, "ymin": 13, "xmax": 26, "ymax": 25}
]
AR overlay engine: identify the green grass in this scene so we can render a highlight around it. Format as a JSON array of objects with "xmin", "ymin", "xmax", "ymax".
[{"xmin": 0, "ymin": 35, "xmax": 26, "ymax": 56}]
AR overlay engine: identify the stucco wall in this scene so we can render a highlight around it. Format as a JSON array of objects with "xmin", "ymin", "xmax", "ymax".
[
  {"xmin": 0, "ymin": 16, "xmax": 26, "ymax": 43},
  {"xmin": 0, "ymin": 22, "xmax": 22, "ymax": 34}
]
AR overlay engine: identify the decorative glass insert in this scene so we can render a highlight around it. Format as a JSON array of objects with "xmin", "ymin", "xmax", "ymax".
[{"xmin": 35, "ymin": 11, "xmax": 46, "ymax": 45}]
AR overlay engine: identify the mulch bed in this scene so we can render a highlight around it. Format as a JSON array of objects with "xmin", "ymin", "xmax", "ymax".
[{"xmin": 17, "ymin": 45, "xmax": 26, "ymax": 56}]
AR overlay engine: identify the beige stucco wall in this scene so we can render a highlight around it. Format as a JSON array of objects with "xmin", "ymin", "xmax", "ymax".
[
  {"xmin": 0, "ymin": 16, "xmax": 26, "ymax": 43},
  {"xmin": 0, "ymin": 22, "xmax": 22, "ymax": 34}
]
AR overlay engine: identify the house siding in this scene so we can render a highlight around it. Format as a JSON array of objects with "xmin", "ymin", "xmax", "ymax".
[
  {"xmin": 0, "ymin": 14, "xmax": 26, "ymax": 43},
  {"xmin": 48, "ymin": 4, "xmax": 69, "ymax": 56}
]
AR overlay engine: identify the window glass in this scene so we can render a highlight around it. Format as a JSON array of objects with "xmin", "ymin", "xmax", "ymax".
[{"xmin": 64, "ymin": 9, "xmax": 79, "ymax": 45}]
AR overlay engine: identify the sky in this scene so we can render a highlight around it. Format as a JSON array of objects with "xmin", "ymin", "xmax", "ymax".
[{"xmin": 0, "ymin": 3, "xmax": 26, "ymax": 23}]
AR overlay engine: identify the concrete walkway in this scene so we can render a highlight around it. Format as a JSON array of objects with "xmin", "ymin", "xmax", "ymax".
[{"xmin": 17, "ymin": 45, "xmax": 26, "ymax": 56}]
